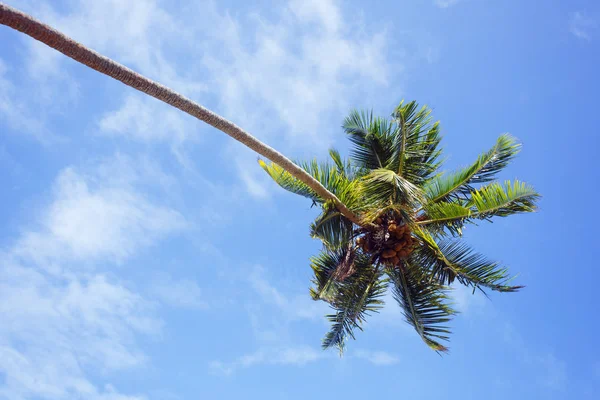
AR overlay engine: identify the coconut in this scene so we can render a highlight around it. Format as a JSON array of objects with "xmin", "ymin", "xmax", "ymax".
[
  {"xmin": 388, "ymin": 224, "xmax": 398, "ymax": 232},
  {"xmin": 398, "ymin": 249, "xmax": 410, "ymax": 258},
  {"xmin": 382, "ymin": 249, "xmax": 397, "ymax": 258},
  {"xmin": 393, "ymin": 242, "xmax": 405, "ymax": 252}
]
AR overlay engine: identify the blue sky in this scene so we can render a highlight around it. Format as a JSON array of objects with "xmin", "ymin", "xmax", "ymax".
[{"xmin": 0, "ymin": 0, "xmax": 599, "ymax": 399}]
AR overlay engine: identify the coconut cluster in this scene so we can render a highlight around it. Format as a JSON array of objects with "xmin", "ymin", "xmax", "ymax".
[{"xmin": 355, "ymin": 216, "xmax": 416, "ymax": 267}]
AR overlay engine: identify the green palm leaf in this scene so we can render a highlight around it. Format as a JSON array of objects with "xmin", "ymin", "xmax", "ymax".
[
  {"xmin": 343, "ymin": 110, "xmax": 395, "ymax": 170},
  {"xmin": 322, "ymin": 257, "xmax": 387, "ymax": 353},
  {"xmin": 259, "ymin": 159, "xmax": 319, "ymax": 201},
  {"xmin": 468, "ymin": 180, "xmax": 539, "ymax": 219},
  {"xmin": 418, "ymin": 180, "xmax": 540, "ymax": 228},
  {"xmin": 389, "ymin": 100, "xmax": 444, "ymax": 186},
  {"xmin": 425, "ymin": 134, "xmax": 521, "ymax": 203},
  {"xmin": 387, "ymin": 263, "xmax": 456, "ymax": 352},
  {"xmin": 418, "ymin": 202, "xmax": 472, "ymax": 236},
  {"xmin": 415, "ymin": 230, "xmax": 522, "ymax": 292},
  {"xmin": 259, "ymin": 158, "xmax": 362, "ymax": 209},
  {"xmin": 359, "ymin": 168, "xmax": 425, "ymax": 210},
  {"xmin": 310, "ymin": 201, "xmax": 353, "ymax": 250}
]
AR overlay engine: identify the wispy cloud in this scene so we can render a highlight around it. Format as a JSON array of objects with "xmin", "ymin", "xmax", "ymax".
[
  {"xmin": 0, "ymin": 155, "xmax": 187, "ymax": 399},
  {"xmin": 149, "ymin": 273, "xmax": 208, "ymax": 310},
  {"xmin": 0, "ymin": 58, "xmax": 53, "ymax": 142},
  {"xmin": 210, "ymin": 346, "xmax": 325, "ymax": 375},
  {"xmin": 451, "ymin": 284, "xmax": 486, "ymax": 314},
  {"xmin": 199, "ymin": 0, "xmax": 389, "ymax": 144},
  {"xmin": 6, "ymin": 0, "xmax": 395, "ymax": 199},
  {"xmin": 248, "ymin": 266, "xmax": 328, "ymax": 322},
  {"xmin": 193, "ymin": 0, "xmax": 391, "ymax": 197},
  {"xmin": 569, "ymin": 11, "xmax": 596, "ymax": 41},
  {"xmin": 503, "ymin": 323, "xmax": 568, "ymax": 391},
  {"xmin": 536, "ymin": 353, "xmax": 567, "ymax": 391},
  {"xmin": 434, "ymin": 0, "xmax": 462, "ymax": 9},
  {"xmin": 13, "ymin": 164, "xmax": 186, "ymax": 265},
  {"xmin": 98, "ymin": 94, "xmax": 199, "ymax": 144},
  {"xmin": 20, "ymin": 0, "xmax": 205, "ymax": 95},
  {"xmin": 210, "ymin": 345, "xmax": 400, "ymax": 375},
  {"xmin": 354, "ymin": 349, "xmax": 399, "ymax": 366}
]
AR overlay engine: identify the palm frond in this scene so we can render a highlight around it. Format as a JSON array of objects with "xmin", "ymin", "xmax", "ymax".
[
  {"xmin": 425, "ymin": 134, "xmax": 521, "ymax": 203},
  {"xmin": 387, "ymin": 263, "xmax": 456, "ymax": 352},
  {"xmin": 418, "ymin": 180, "xmax": 540, "ymax": 227},
  {"xmin": 309, "ymin": 248, "xmax": 344, "ymax": 303},
  {"xmin": 328, "ymin": 149, "xmax": 346, "ymax": 176},
  {"xmin": 418, "ymin": 202, "xmax": 471, "ymax": 236},
  {"xmin": 414, "ymin": 229, "xmax": 522, "ymax": 292},
  {"xmin": 322, "ymin": 257, "xmax": 387, "ymax": 354},
  {"xmin": 359, "ymin": 168, "xmax": 425, "ymax": 212},
  {"xmin": 259, "ymin": 158, "xmax": 362, "ymax": 209},
  {"xmin": 343, "ymin": 110, "xmax": 395, "ymax": 170},
  {"xmin": 389, "ymin": 100, "xmax": 444, "ymax": 186},
  {"xmin": 310, "ymin": 201, "xmax": 353, "ymax": 250},
  {"xmin": 468, "ymin": 180, "xmax": 539, "ymax": 220},
  {"xmin": 259, "ymin": 159, "xmax": 318, "ymax": 201}
]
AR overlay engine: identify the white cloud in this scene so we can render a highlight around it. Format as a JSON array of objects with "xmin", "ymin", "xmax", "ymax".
[
  {"xmin": 6, "ymin": 1, "xmax": 394, "ymax": 198},
  {"xmin": 451, "ymin": 284, "xmax": 486, "ymax": 314},
  {"xmin": 98, "ymin": 94, "xmax": 197, "ymax": 144},
  {"xmin": 569, "ymin": 12, "xmax": 596, "ymax": 41},
  {"xmin": 149, "ymin": 273, "xmax": 208, "ymax": 309},
  {"xmin": 248, "ymin": 266, "xmax": 328, "ymax": 322},
  {"xmin": 0, "ymin": 261, "xmax": 158, "ymax": 399},
  {"xmin": 210, "ymin": 346, "xmax": 325, "ymax": 375},
  {"xmin": 0, "ymin": 58, "xmax": 53, "ymax": 142},
  {"xmin": 192, "ymin": 0, "xmax": 391, "ymax": 196},
  {"xmin": 4, "ymin": 0, "xmax": 205, "ymax": 144},
  {"xmin": 434, "ymin": 0, "xmax": 461, "ymax": 8},
  {"xmin": 0, "ymin": 156, "xmax": 188, "ymax": 399},
  {"xmin": 289, "ymin": 0, "xmax": 342, "ymax": 33},
  {"xmin": 353, "ymin": 349, "xmax": 399, "ymax": 366},
  {"xmin": 13, "ymin": 162, "xmax": 186, "ymax": 265},
  {"xmin": 19, "ymin": 0, "xmax": 205, "ymax": 95},
  {"xmin": 200, "ymin": 0, "xmax": 388, "ymax": 144}
]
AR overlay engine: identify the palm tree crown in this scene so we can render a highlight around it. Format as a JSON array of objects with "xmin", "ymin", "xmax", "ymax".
[{"xmin": 259, "ymin": 100, "xmax": 540, "ymax": 354}]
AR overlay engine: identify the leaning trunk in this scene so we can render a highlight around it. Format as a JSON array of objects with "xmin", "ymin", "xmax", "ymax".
[{"xmin": 0, "ymin": 3, "xmax": 365, "ymax": 227}]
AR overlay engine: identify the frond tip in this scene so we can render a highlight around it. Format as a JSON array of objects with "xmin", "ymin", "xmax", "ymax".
[
  {"xmin": 320, "ymin": 257, "xmax": 387, "ymax": 354},
  {"xmin": 387, "ymin": 263, "xmax": 456, "ymax": 352},
  {"xmin": 468, "ymin": 180, "xmax": 540, "ymax": 219},
  {"xmin": 425, "ymin": 134, "xmax": 521, "ymax": 203}
]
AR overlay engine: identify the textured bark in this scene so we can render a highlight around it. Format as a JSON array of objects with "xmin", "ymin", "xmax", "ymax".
[{"xmin": 0, "ymin": 3, "xmax": 366, "ymax": 227}]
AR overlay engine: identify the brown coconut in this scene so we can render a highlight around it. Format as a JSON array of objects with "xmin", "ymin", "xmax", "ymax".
[
  {"xmin": 382, "ymin": 249, "xmax": 397, "ymax": 258},
  {"xmin": 393, "ymin": 242, "xmax": 405, "ymax": 252}
]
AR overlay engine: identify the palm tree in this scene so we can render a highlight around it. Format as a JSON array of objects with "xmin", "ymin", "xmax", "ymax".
[
  {"xmin": 0, "ymin": 3, "xmax": 363, "ymax": 226},
  {"xmin": 260, "ymin": 100, "xmax": 540, "ymax": 353},
  {"xmin": 1, "ymin": 4, "xmax": 540, "ymax": 354}
]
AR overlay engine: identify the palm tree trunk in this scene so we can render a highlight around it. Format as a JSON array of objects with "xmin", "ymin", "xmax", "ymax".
[{"xmin": 0, "ymin": 3, "xmax": 366, "ymax": 227}]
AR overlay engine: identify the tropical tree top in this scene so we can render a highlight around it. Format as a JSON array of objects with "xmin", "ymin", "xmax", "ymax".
[{"xmin": 259, "ymin": 100, "xmax": 540, "ymax": 354}]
